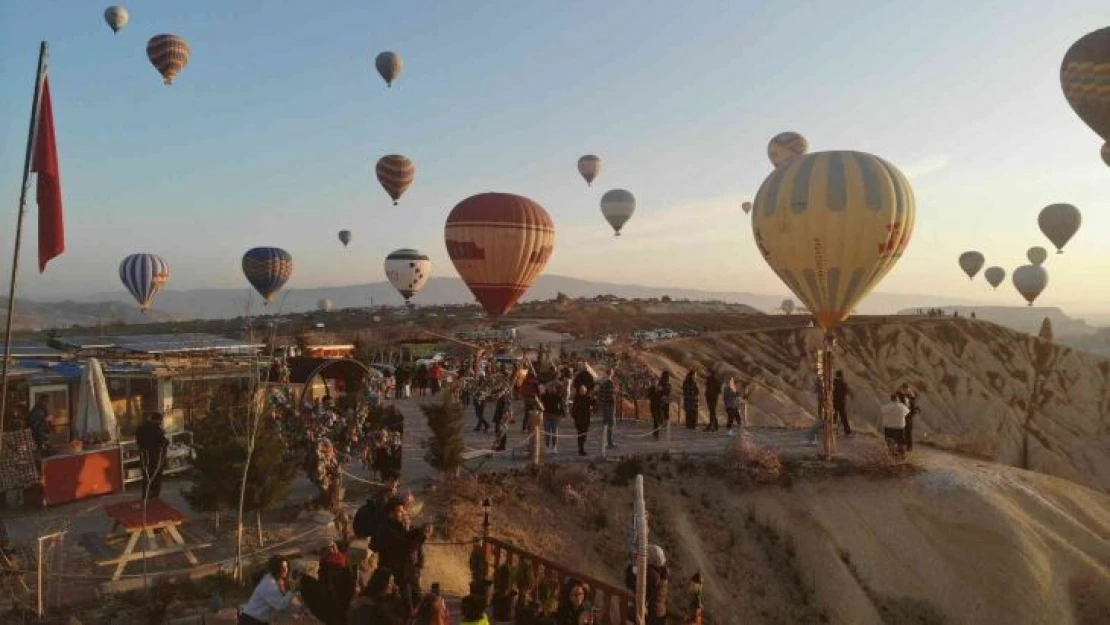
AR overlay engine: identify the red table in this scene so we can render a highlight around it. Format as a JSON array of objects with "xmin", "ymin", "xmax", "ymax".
[{"xmin": 97, "ymin": 499, "xmax": 210, "ymax": 581}]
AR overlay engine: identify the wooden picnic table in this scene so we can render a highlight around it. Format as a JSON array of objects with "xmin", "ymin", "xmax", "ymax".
[{"xmin": 97, "ymin": 498, "xmax": 211, "ymax": 581}]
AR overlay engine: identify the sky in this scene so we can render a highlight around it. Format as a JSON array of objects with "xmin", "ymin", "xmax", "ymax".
[{"xmin": 0, "ymin": 1, "xmax": 1108, "ymax": 313}]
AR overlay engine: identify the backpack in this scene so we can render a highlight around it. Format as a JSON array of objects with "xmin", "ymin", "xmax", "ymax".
[{"xmin": 353, "ymin": 498, "xmax": 378, "ymax": 540}]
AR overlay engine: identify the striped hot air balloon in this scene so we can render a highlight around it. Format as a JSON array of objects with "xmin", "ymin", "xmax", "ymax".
[
  {"xmin": 445, "ymin": 193, "xmax": 555, "ymax": 318},
  {"xmin": 767, "ymin": 132, "xmax": 809, "ymax": 168},
  {"xmin": 242, "ymin": 247, "xmax": 293, "ymax": 304},
  {"xmin": 752, "ymin": 150, "xmax": 915, "ymax": 331},
  {"xmin": 1061, "ymin": 27, "xmax": 1110, "ymax": 164},
  {"xmin": 577, "ymin": 155, "xmax": 601, "ymax": 186},
  {"xmin": 119, "ymin": 253, "xmax": 169, "ymax": 312},
  {"xmin": 600, "ymin": 189, "xmax": 635, "ymax": 236},
  {"xmin": 104, "ymin": 6, "xmax": 129, "ymax": 34},
  {"xmin": 375, "ymin": 155, "xmax": 414, "ymax": 205},
  {"xmin": 384, "ymin": 248, "xmax": 432, "ymax": 302},
  {"xmin": 146, "ymin": 34, "xmax": 190, "ymax": 85},
  {"xmin": 375, "ymin": 51, "xmax": 403, "ymax": 88}
]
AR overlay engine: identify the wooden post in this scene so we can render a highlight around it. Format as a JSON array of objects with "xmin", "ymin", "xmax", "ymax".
[
  {"xmin": 36, "ymin": 535, "xmax": 44, "ymax": 618},
  {"xmin": 633, "ymin": 475, "xmax": 647, "ymax": 625},
  {"xmin": 533, "ymin": 418, "xmax": 541, "ymax": 467}
]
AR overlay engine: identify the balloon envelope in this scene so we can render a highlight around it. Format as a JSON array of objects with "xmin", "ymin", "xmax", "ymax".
[
  {"xmin": 317, "ymin": 298, "xmax": 333, "ymax": 312},
  {"xmin": 338, "ymin": 230, "xmax": 351, "ymax": 247},
  {"xmin": 577, "ymin": 155, "xmax": 601, "ymax": 186},
  {"xmin": 384, "ymin": 248, "xmax": 432, "ymax": 302},
  {"xmin": 1027, "ymin": 246, "xmax": 1047, "ymax": 266},
  {"xmin": 1012, "ymin": 264, "xmax": 1048, "ymax": 306},
  {"xmin": 958, "ymin": 251, "xmax": 985, "ymax": 279},
  {"xmin": 742, "ymin": 201, "xmax": 752, "ymax": 215},
  {"xmin": 752, "ymin": 150, "xmax": 915, "ymax": 330},
  {"xmin": 375, "ymin": 154, "xmax": 414, "ymax": 205},
  {"xmin": 445, "ymin": 192, "xmax": 555, "ymax": 318},
  {"xmin": 146, "ymin": 34, "xmax": 190, "ymax": 85},
  {"xmin": 242, "ymin": 247, "xmax": 293, "ymax": 304},
  {"xmin": 983, "ymin": 266, "xmax": 1005, "ymax": 289},
  {"xmin": 104, "ymin": 6, "xmax": 129, "ymax": 33},
  {"xmin": 1061, "ymin": 28, "xmax": 1110, "ymax": 142},
  {"xmin": 375, "ymin": 51, "xmax": 403, "ymax": 87},
  {"xmin": 1038, "ymin": 203, "xmax": 1081, "ymax": 253},
  {"xmin": 600, "ymin": 189, "xmax": 635, "ymax": 236},
  {"xmin": 119, "ymin": 253, "xmax": 169, "ymax": 311},
  {"xmin": 767, "ymin": 132, "xmax": 808, "ymax": 168}
]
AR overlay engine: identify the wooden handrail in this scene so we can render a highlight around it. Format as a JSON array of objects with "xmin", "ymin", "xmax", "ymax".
[{"xmin": 484, "ymin": 536, "xmax": 633, "ymax": 624}]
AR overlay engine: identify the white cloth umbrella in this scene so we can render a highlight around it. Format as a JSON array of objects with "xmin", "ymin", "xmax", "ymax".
[{"xmin": 73, "ymin": 358, "xmax": 118, "ymax": 442}]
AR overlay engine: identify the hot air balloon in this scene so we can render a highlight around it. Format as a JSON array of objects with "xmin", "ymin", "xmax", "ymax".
[
  {"xmin": 958, "ymin": 251, "xmax": 985, "ymax": 280},
  {"xmin": 104, "ymin": 6, "xmax": 129, "ymax": 33},
  {"xmin": 984, "ymin": 266, "xmax": 1005, "ymax": 289},
  {"xmin": 1061, "ymin": 27, "xmax": 1110, "ymax": 163},
  {"xmin": 767, "ymin": 132, "xmax": 808, "ymax": 169},
  {"xmin": 338, "ymin": 230, "xmax": 351, "ymax": 248},
  {"xmin": 742, "ymin": 201, "xmax": 753, "ymax": 215},
  {"xmin": 1027, "ymin": 246, "xmax": 1048, "ymax": 266},
  {"xmin": 445, "ymin": 192, "xmax": 555, "ymax": 318},
  {"xmin": 242, "ymin": 247, "xmax": 293, "ymax": 304},
  {"xmin": 781, "ymin": 298, "xmax": 795, "ymax": 314},
  {"xmin": 1012, "ymin": 264, "xmax": 1048, "ymax": 306},
  {"xmin": 600, "ymin": 189, "xmax": 635, "ymax": 236},
  {"xmin": 375, "ymin": 51, "xmax": 403, "ymax": 87},
  {"xmin": 119, "ymin": 253, "xmax": 169, "ymax": 312},
  {"xmin": 752, "ymin": 150, "xmax": 915, "ymax": 331},
  {"xmin": 577, "ymin": 155, "xmax": 601, "ymax": 186},
  {"xmin": 384, "ymin": 248, "xmax": 432, "ymax": 302},
  {"xmin": 375, "ymin": 155, "xmax": 414, "ymax": 205},
  {"xmin": 147, "ymin": 34, "xmax": 190, "ymax": 86},
  {"xmin": 317, "ymin": 298, "xmax": 333, "ymax": 312},
  {"xmin": 1038, "ymin": 203, "xmax": 1081, "ymax": 253}
]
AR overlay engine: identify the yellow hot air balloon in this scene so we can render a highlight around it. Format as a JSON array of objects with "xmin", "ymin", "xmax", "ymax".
[{"xmin": 751, "ymin": 150, "xmax": 915, "ymax": 331}]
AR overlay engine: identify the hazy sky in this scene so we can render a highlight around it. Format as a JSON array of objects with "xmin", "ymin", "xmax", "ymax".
[{"xmin": 1, "ymin": 1, "xmax": 1108, "ymax": 312}]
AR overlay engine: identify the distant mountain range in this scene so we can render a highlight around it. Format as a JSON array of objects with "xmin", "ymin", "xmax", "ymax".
[
  {"xmin": 8, "ymin": 274, "xmax": 1102, "ymax": 330},
  {"xmin": 0, "ymin": 298, "xmax": 180, "ymax": 332}
]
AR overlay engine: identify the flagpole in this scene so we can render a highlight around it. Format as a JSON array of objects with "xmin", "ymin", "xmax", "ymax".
[{"xmin": 0, "ymin": 41, "xmax": 49, "ymax": 454}]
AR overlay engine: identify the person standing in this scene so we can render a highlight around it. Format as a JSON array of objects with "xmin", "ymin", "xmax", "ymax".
[
  {"xmin": 376, "ymin": 497, "xmax": 433, "ymax": 614},
  {"xmin": 682, "ymin": 371, "xmax": 699, "ymax": 430},
  {"xmin": 723, "ymin": 377, "xmax": 741, "ymax": 437},
  {"xmin": 540, "ymin": 383, "xmax": 565, "ymax": 453},
  {"xmin": 136, "ymin": 412, "xmax": 169, "ymax": 500},
  {"xmin": 598, "ymin": 368, "xmax": 618, "ymax": 450},
  {"xmin": 832, "ymin": 371, "xmax": 853, "ymax": 436},
  {"xmin": 473, "ymin": 391, "xmax": 490, "ymax": 433},
  {"xmin": 27, "ymin": 394, "xmax": 52, "ymax": 453},
  {"xmin": 571, "ymin": 385, "xmax": 594, "ymax": 456},
  {"xmin": 879, "ymin": 393, "xmax": 910, "ymax": 455},
  {"xmin": 703, "ymin": 370, "xmax": 721, "ymax": 433},
  {"xmin": 650, "ymin": 371, "xmax": 672, "ymax": 441},
  {"xmin": 896, "ymin": 383, "xmax": 919, "ymax": 451}
]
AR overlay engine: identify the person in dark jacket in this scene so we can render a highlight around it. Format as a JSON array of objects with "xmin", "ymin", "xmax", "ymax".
[
  {"xmin": 27, "ymin": 394, "xmax": 52, "ymax": 453},
  {"xmin": 896, "ymin": 383, "xmax": 919, "ymax": 451},
  {"xmin": 348, "ymin": 566, "xmax": 407, "ymax": 625},
  {"xmin": 473, "ymin": 390, "xmax": 490, "ymax": 433},
  {"xmin": 555, "ymin": 578, "xmax": 592, "ymax": 625},
  {"xmin": 832, "ymin": 370, "xmax": 853, "ymax": 436},
  {"xmin": 682, "ymin": 371, "xmax": 699, "ymax": 430},
  {"xmin": 135, "ymin": 412, "xmax": 169, "ymax": 499},
  {"xmin": 571, "ymin": 385, "xmax": 594, "ymax": 456},
  {"xmin": 375, "ymin": 497, "xmax": 433, "ymax": 614},
  {"xmin": 703, "ymin": 370, "xmax": 721, "ymax": 432},
  {"xmin": 622, "ymin": 545, "xmax": 669, "ymax": 625},
  {"xmin": 649, "ymin": 371, "xmax": 671, "ymax": 441},
  {"xmin": 540, "ymin": 383, "xmax": 566, "ymax": 453},
  {"xmin": 597, "ymin": 368, "xmax": 618, "ymax": 450}
]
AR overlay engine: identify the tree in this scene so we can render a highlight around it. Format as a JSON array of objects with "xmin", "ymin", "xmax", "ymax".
[
  {"xmin": 1038, "ymin": 317, "xmax": 1054, "ymax": 342},
  {"xmin": 555, "ymin": 292, "xmax": 570, "ymax": 304},
  {"xmin": 661, "ymin": 295, "xmax": 672, "ymax": 303},
  {"xmin": 421, "ymin": 386, "xmax": 465, "ymax": 478}
]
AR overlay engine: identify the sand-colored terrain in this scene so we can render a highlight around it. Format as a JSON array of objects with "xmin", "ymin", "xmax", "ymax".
[{"xmin": 642, "ymin": 318, "xmax": 1110, "ymax": 493}]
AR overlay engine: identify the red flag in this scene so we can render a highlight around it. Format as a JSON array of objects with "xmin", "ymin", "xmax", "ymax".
[{"xmin": 31, "ymin": 75, "xmax": 65, "ymax": 273}]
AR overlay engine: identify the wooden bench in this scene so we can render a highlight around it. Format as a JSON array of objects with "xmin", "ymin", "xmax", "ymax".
[{"xmin": 97, "ymin": 499, "xmax": 211, "ymax": 581}]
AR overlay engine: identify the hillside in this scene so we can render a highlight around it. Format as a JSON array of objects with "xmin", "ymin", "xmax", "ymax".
[
  {"xmin": 898, "ymin": 305, "xmax": 1097, "ymax": 338},
  {"xmin": 0, "ymin": 298, "xmax": 180, "ymax": 332},
  {"xmin": 58, "ymin": 275, "xmax": 997, "ymax": 321},
  {"xmin": 427, "ymin": 453, "xmax": 1110, "ymax": 625},
  {"xmin": 640, "ymin": 318, "xmax": 1110, "ymax": 494}
]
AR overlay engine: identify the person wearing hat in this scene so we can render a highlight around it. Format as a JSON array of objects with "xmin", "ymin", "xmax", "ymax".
[
  {"xmin": 136, "ymin": 412, "xmax": 169, "ymax": 499},
  {"xmin": 624, "ymin": 545, "xmax": 670, "ymax": 625}
]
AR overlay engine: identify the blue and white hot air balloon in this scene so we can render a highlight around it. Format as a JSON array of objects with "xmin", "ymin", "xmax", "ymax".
[
  {"xmin": 242, "ymin": 247, "xmax": 293, "ymax": 304},
  {"xmin": 119, "ymin": 253, "xmax": 169, "ymax": 312}
]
